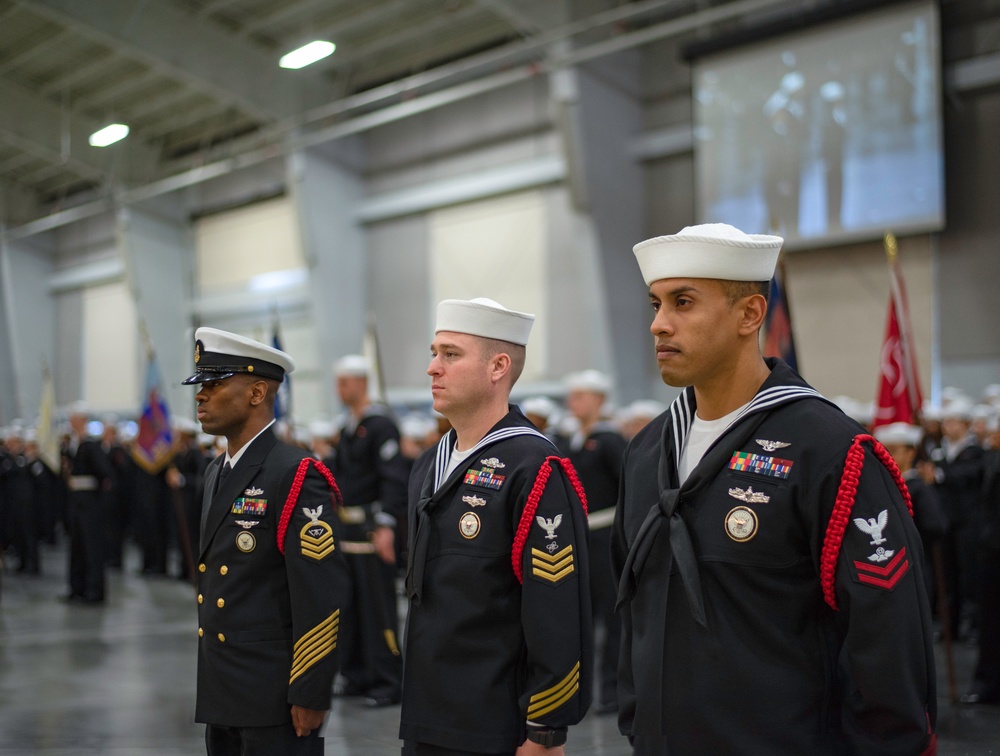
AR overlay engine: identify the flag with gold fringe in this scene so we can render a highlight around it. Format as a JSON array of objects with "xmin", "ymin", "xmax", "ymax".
[{"xmin": 133, "ymin": 354, "xmax": 173, "ymax": 473}]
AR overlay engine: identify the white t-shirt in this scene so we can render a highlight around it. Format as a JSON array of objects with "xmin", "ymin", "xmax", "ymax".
[
  {"xmin": 443, "ymin": 444, "xmax": 476, "ymax": 483},
  {"xmin": 677, "ymin": 401, "xmax": 750, "ymax": 484}
]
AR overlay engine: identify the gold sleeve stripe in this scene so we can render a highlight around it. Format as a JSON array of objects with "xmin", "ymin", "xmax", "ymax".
[
  {"xmin": 532, "ymin": 553, "xmax": 574, "ymax": 572},
  {"xmin": 289, "ymin": 610, "xmax": 339, "ymax": 684},
  {"xmin": 531, "ymin": 545, "xmax": 575, "ymax": 583},
  {"xmin": 527, "ymin": 661, "xmax": 581, "ymax": 719},
  {"xmin": 531, "ymin": 545, "xmax": 573, "ymax": 563},
  {"xmin": 301, "ymin": 540, "xmax": 336, "ymax": 560}
]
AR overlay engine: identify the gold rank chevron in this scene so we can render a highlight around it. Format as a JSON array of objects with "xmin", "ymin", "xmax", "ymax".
[
  {"xmin": 531, "ymin": 544, "xmax": 575, "ymax": 584},
  {"xmin": 527, "ymin": 661, "xmax": 581, "ymax": 719},
  {"xmin": 300, "ymin": 520, "xmax": 336, "ymax": 561},
  {"xmin": 289, "ymin": 610, "xmax": 339, "ymax": 684}
]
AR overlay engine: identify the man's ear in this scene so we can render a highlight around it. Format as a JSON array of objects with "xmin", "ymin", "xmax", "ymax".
[
  {"xmin": 248, "ymin": 379, "xmax": 269, "ymax": 407},
  {"xmin": 490, "ymin": 353, "xmax": 512, "ymax": 386},
  {"xmin": 738, "ymin": 294, "xmax": 768, "ymax": 336}
]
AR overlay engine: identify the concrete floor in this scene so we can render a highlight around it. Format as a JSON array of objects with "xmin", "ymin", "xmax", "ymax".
[{"xmin": 0, "ymin": 542, "xmax": 998, "ymax": 755}]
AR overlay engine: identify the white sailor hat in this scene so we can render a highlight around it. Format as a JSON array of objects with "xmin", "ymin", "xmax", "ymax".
[
  {"xmin": 873, "ymin": 422, "xmax": 923, "ymax": 447},
  {"xmin": 633, "ymin": 223, "xmax": 783, "ymax": 286},
  {"xmin": 626, "ymin": 399, "xmax": 668, "ymax": 421},
  {"xmin": 68, "ymin": 400, "xmax": 90, "ymax": 417},
  {"xmin": 942, "ymin": 398, "xmax": 973, "ymax": 421},
  {"xmin": 400, "ymin": 413, "xmax": 437, "ymax": 440},
  {"xmin": 435, "ymin": 297, "xmax": 534, "ymax": 346},
  {"xmin": 183, "ymin": 327, "xmax": 294, "ymax": 385},
  {"xmin": 520, "ymin": 396, "xmax": 557, "ymax": 419},
  {"xmin": 308, "ymin": 419, "xmax": 336, "ymax": 439},
  {"xmin": 565, "ymin": 369, "xmax": 612, "ymax": 395},
  {"xmin": 334, "ymin": 355, "xmax": 371, "ymax": 378},
  {"xmin": 172, "ymin": 416, "xmax": 200, "ymax": 435}
]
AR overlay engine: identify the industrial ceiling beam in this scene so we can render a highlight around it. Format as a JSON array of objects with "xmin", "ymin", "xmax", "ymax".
[
  {"xmin": 20, "ymin": 0, "xmax": 336, "ymax": 121},
  {"xmin": 0, "ymin": 76, "xmax": 158, "ymax": 184}
]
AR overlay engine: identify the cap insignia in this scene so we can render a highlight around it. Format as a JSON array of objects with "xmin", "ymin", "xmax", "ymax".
[{"xmin": 194, "ymin": 342, "xmax": 201, "ymax": 364}]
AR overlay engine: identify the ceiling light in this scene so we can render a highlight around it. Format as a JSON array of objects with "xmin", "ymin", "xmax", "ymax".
[
  {"xmin": 279, "ymin": 40, "xmax": 335, "ymax": 69},
  {"xmin": 88, "ymin": 123, "xmax": 129, "ymax": 147}
]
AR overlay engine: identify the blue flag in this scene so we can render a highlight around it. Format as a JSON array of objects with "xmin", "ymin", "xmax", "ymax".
[
  {"xmin": 273, "ymin": 327, "xmax": 292, "ymax": 423},
  {"xmin": 133, "ymin": 355, "xmax": 173, "ymax": 473},
  {"xmin": 763, "ymin": 268, "xmax": 798, "ymax": 373}
]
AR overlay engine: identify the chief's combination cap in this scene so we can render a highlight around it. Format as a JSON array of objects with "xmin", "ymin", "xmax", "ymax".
[
  {"xmin": 334, "ymin": 354, "xmax": 371, "ymax": 378},
  {"xmin": 565, "ymin": 369, "xmax": 612, "ymax": 395},
  {"xmin": 633, "ymin": 223, "xmax": 783, "ymax": 285},
  {"xmin": 872, "ymin": 422, "xmax": 923, "ymax": 447},
  {"xmin": 435, "ymin": 297, "xmax": 534, "ymax": 346},
  {"xmin": 182, "ymin": 327, "xmax": 294, "ymax": 385}
]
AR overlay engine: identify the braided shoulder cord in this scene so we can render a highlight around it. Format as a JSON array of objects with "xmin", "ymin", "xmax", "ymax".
[
  {"xmin": 554, "ymin": 457, "xmax": 589, "ymax": 516},
  {"xmin": 819, "ymin": 433, "xmax": 914, "ymax": 611},
  {"xmin": 276, "ymin": 457, "xmax": 343, "ymax": 554},
  {"xmin": 510, "ymin": 456, "xmax": 592, "ymax": 583},
  {"xmin": 511, "ymin": 456, "xmax": 555, "ymax": 583}
]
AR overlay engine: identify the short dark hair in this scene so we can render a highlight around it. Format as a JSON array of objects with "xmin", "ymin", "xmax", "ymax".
[
  {"xmin": 720, "ymin": 280, "xmax": 770, "ymax": 308},
  {"xmin": 478, "ymin": 337, "xmax": 526, "ymax": 386}
]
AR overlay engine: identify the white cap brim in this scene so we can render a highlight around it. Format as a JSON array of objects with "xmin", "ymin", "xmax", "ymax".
[
  {"xmin": 435, "ymin": 297, "xmax": 534, "ymax": 346},
  {"xmin": 634, "ymin": 223, "xmax": 783, "ymax": 285}
]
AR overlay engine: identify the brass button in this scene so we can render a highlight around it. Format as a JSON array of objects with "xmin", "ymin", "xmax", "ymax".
[
  {"xmin": 198, "ymin": 563, "xmax": 206, "ymax": 573},
  {"xmin": 218, "ymin": 633, "xmax": 226, "ymax": 642},
  {"xmin": 198, "ymin": 628, "xmax": 204, "ymax": 637},
  {"xmin": 216, "ymin": 598, "xmax": 225, "ymax": 608},
  {"xmin": 220, "ymin": 565, "xmax": 228, "ymax": 575},
  {"xmin": 197, "ymin": 594, "xmax": 203, "ymax": 604}
]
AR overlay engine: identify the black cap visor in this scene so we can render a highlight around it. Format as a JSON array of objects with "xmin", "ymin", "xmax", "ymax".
[{"xmin": 182, "ymin": 369, "xmax": 237, "ymax": 385}]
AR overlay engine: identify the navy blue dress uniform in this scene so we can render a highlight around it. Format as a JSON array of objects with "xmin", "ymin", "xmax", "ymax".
[
  {"xmin": 323, "ymin": 387, "xmax": 407, "ymax": 703},
  {"xmin": 183, "ymin": 327, "xmax": 351, "ymax": 756},
  {"xmin": 617, "ymin": 225, "xmax": 936, "ymax": 754},
  {"xmin": 556, "ymin": 413, "xmax": 626, "ymax": 713},
  {"xmin": 402, "ymin": 408, "xmax": 594, "ymax": 753},
  {"xmin": 963, "ymin": 441, "xmax": 1000, "ymax": 703},
  {"xmin": 926, "ymin": 409, "xmax": 985, "ymax": 638},
  {"xmin": 63, "ymin": 410, "xmax": 114, "ymax": 604},
  {"xmin": 613, "ymin": 360, "xmax": 937, "ymax": 753},
  {"xmin": 1, "ymin": 435, "xmax": 39, "ymax": 574}
]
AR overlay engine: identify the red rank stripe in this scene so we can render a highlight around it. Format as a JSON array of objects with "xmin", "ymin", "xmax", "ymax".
[{"xmin": 853, "ymin": 547, "xmax": 910, "ymax": 589}]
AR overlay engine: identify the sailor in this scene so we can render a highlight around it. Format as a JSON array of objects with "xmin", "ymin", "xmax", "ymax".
[
  {"xmin": 62, "ymin": 403, "xmax": 114, "ymax": 604},
  {"xmin": 556, "ymin": 369, "xmax": 626, "ymax": 715},
  {"xmin": 325, "ymin": 354, "xmax": 407, "ymax": 707},
  {"xmin": 613, "ymin": 223, "xmax": 937, "ymax": 753},
  {"xmin": 400, "ymin": 297, "xmax": 593, "ymax": 754},
  {"xmin": 184, "ymin": 327, "xmax": 350, "ymax": 756}
]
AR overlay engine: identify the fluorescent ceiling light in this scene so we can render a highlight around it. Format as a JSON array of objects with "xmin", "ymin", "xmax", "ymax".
[
  {"xmin": 88, "ymin": 123, "xmax": 129, "ymax": 147},
  {"xmin": 279, "ymin": 40, "xmax": 335, "ymax": 69},
  {"xmin": 248, "ymin": 268, "xmax": 309, "ymax": 293}
]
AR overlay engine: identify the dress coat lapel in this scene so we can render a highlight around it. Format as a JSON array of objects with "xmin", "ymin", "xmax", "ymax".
[{"xmin": 199, "ymin": 429, "xmax": 278, "ymax": 558}]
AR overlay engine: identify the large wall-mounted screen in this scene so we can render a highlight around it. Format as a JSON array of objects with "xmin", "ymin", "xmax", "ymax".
[{"xmin": 693, "ymin": 0, "xmax": 944, "ymax": 249}]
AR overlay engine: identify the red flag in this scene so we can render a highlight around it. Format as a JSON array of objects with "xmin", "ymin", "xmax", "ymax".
[{"xmin": 872, "ymin": 236, "xmax": 922, "ymax": 428}]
